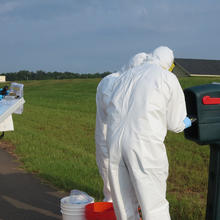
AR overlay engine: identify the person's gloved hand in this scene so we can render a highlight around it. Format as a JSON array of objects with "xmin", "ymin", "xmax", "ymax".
[{"xmin": 184, "ymin": 117, "xmax": 192, "ymax": 129}]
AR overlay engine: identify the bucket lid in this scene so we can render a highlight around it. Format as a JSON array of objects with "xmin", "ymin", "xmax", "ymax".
[{"xmin": 61, "ymin": 190, "xmax": 94, "ymax": 205}]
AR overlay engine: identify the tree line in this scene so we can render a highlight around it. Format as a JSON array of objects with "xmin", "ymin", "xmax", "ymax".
[{"xmin": 0, "ymin": 70, "xmax": 112, "ymax": 81}]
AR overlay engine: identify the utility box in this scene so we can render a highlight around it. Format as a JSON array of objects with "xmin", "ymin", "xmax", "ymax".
[{"xmin": 184, "ymin": 84, "xmax": 220, "ymax": 145}]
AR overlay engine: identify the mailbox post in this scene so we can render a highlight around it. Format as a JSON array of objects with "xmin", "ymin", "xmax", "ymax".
[
  {"xmin": 184, "ymin": 84, "xmax": 220, "ymax": 220},
  {"xmin": 206, "ymin": 144, "xmax": 220, "ymax": 220}
]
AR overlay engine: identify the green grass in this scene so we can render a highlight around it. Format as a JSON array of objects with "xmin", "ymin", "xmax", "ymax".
[{"xmin": 1, "ymin": 76, "xmax": 220, "ymax": 219}]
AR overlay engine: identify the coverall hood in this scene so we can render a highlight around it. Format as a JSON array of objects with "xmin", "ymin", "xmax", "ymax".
[
  {"xmin": 128, "ymin": 52, "xmax": 149, "ymax": 68},
  {"xmin": 152, "ymin": 46, "xmax": 174, "ymax": 70},
  {"xmin": 122, "ymin": 52, "xmax": 149, "ymax": 72}
]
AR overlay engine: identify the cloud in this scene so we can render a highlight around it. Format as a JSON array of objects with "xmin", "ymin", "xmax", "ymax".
[
  {"xmin": 0, "ymin": 2, "xmax": 20, "ymax": 15},
  {"xmin": 0, "ymin": 0, "xmax": 220, "ymax": 73}
]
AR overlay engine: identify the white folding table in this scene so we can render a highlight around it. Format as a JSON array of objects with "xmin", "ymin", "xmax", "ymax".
[{"xmin": 0, "ymin": 97, "xmax": 25, "ymax": 137}]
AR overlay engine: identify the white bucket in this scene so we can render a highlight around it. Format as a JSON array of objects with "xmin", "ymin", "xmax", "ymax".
[
  {"xmin": 60, "ymin": 195, "xmax": 94, "ymax": 220},
  {"xmin": 61, "ymin": 212, "xmax": 85, "ymax": 220},
  {"xmin": 61, "ymin": 208, "xmax": 84, "ymax": 215}
]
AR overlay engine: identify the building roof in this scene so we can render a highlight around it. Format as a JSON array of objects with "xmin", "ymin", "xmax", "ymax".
[{"xmin": 175, "ymin": 58, "xmax": 220, "ymax": 76}]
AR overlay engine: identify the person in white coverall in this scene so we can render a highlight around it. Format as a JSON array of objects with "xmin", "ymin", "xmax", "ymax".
[
  {"xmin": 106, "ymin": 46, "xmax": 190, "ymax": 220},
  {"xmin": 95, "ymin": 52, "xmax": 149, "ymax": 202}
]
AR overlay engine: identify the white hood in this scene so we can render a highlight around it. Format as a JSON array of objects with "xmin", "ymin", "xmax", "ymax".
[{"xmin": 151, "ymin": 46, "xmax": 174, "ymax": 70}]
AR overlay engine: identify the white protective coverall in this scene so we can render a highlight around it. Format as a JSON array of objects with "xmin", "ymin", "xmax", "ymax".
[
  {"xmin": 95, "ymin": 52, "xmax": 148, "ymax": 202},
  {"xmin": 106, "ymin": 46, "xmax": 187, "ymax": 220}
]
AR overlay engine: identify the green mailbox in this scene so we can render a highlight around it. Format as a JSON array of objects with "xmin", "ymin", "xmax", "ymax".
[
  {"xmin": 184, "ymin": 83, "xmax": 220, "ymax": 145},
  {"xmin": 184, "ymin": 83, "xmax": 220, "ymax": 220}
]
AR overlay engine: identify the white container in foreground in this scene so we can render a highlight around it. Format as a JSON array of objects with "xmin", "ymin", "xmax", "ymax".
[
  {"xmin": 60, "ymin": 190, "xmax": 94, "ymax": 220},
  {"xmin": 61, "ymin": 212, "xmax": 86, "ymax": 220}
]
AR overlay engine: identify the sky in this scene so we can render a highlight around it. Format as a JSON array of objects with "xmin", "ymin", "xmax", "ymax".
[{"xmin": 0, "ymin": 0, "xmax": 220, "ymax": 73}]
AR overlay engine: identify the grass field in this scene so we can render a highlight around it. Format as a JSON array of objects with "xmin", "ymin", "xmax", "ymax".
[{"xmin": 1, "ymin": 77, "xmax": 220, "ymax": 220}]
